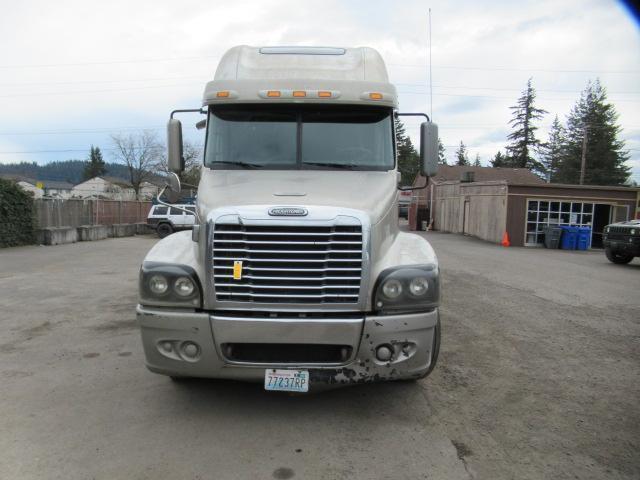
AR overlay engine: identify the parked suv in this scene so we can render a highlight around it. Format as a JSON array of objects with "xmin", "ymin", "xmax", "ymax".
[
  {"xmin": 146, "ymin": 204, "xmax": 196, "ymax": 238},
  {"xmin": 603, "ymin": 220, "xmax": 640, "ymax": 264}
]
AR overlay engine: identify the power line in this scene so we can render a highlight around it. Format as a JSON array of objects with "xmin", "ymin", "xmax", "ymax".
[
  {"xmin": 0, "ymin": 75, "xmax": 206, "ymax": 87},
  {"xmin": 0, "ymin": 55, "xmax": 219, "ymax": 69},
  {"xmin": 0, "ymin": 53, "xmax": 637, "ymax": 75},
  {"xmin": 388, "ymin": 64, "xmax": 640, "ymax": 74}
]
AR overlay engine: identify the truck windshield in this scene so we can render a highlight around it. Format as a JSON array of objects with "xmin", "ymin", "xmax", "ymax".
[{"xmin": 205, "ymin": 105, "xmax": 394, "ymax": 170}]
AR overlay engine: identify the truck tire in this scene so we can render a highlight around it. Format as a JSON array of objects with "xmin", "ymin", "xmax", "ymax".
[
  {"xmin": 157, "ymin": 223, "xmax": 174, "ymax": 238},
  {"xmin": 605, "ymin": 247, "xmax": 633, "ymax": 264}
]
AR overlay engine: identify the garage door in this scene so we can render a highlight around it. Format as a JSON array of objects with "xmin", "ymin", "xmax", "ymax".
[{"xmin": 525, "ymin": 200, "xmax": 594, "ymax": 246}]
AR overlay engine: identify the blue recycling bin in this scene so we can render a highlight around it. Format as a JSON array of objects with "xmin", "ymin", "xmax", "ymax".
[
  {"xmin": 560, "ymin": 226, "xmax": 579, "ymax": 250},
  {"xmin": 577, "ymin": 227, "xmax": 591, "ymax": 250}
]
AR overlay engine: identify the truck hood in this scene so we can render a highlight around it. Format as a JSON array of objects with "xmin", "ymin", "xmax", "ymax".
[{"xmin": 197, "ymin": 168, "xmax": 399, "ymax": 225}]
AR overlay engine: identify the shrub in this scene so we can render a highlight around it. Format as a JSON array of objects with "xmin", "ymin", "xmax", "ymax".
[{"xmin": 0, "ymin": 178, "xmax": 36, "ymax": 247}]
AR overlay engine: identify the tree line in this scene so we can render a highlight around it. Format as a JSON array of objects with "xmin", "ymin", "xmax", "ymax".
[{"xmin": 396, "ymin": 79, "xmax": 631, "ymax": 186}]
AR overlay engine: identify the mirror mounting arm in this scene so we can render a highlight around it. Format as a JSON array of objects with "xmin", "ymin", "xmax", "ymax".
[
  {"xmin": 398, "ymin": 178, "xmax": 428, "ymax": 192},
  {"xmin": 396, "ymin": 112, "xmax": 431, "ymax": 122},
  {"xmin": 155, "ymin": 185, "xmax": 202, "ymax": 224},
  {"xmin": 170, "ymin": 108, "xmax": 207, "ymax": 119}
]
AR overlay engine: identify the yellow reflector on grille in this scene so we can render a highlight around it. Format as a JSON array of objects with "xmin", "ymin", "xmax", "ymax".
[
  {"xmin": 267, "ymin": 90, "xmax": 281, "ymax": 97},
  {"xmin": 233, "ymin": 261, "xmax": 243, "ymax": 280},
  {"xmin": 292, "ymin": 90, "xmax": 306, "ymax": 97},
  {"xmin": 318, "ymin": 91, "xmax": 332, "ymax": 98},
  {"xmin": 369, "ymin": 92, "xmax": 383, "ymax": 100},
  {"xmin": 216, "ymin": 91, "xmax": 230, "ymax": 98}
]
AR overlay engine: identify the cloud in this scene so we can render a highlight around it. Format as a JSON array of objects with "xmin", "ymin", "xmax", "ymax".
[{"xmin": 0, "ymin": 0, "xmax": 638, "ymax": 177}]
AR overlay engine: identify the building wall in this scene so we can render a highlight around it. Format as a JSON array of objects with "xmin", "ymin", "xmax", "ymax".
[
  {"xmin": 506, "ymin": 185, "xmax": 638, "ymax": 247},
  {"xmin": 72, "ymin": 177, "xmax": 136, "ymax": 200},
  {"xmin": 433, "ymin": 181, "xmax": 508, "ymax": 244}
]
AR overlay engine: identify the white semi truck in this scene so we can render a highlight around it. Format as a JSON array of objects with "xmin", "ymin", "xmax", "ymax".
[{"xmin": 137, "ymin": 46, "xmax": 441, "ymax": 392}]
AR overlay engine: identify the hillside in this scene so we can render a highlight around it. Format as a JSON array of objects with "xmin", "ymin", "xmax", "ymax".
[{"xmin": 0, "ymin": 160, "xmax": 131, "ymax": 185}]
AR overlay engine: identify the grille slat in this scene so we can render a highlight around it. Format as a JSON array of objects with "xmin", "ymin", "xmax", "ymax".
[{"xmin": 213, "ymin": 222, "xmax": 363, "ymax": 304}]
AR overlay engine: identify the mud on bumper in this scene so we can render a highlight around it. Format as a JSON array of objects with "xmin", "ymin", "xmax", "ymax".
[{"xmin": 136, "ymin": 305, "xmax": 439, "ymax": 387}]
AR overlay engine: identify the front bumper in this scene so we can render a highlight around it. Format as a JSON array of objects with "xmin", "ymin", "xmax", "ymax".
[
  {"xmin": 604, "ymin": 238, "xmax": 640, "ymax": 256},
  {"xmin": 136, "ymin": 305, "xmax": 439, "ymax": 387}
]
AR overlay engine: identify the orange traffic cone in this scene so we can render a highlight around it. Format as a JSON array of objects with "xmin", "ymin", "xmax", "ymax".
[{"xmin": 501, "ymin": 231, "xmax": 510, "ymax": 247}]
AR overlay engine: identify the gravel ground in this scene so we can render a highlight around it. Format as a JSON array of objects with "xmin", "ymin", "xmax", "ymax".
[{"xmin": 0, "ymin": 232, "xmax": 638, "ymax": 479}]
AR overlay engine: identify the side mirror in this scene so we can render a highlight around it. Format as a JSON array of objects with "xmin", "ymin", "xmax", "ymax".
[
  {"xmin": 165, "ymin": 172, "xmax": 182, "ymax": 203},
  {"xmin": 420, "ymin": 122, "xmax": 439, "ymax": 177},
  {"xmin": 167, "ymin": 118, "xmax": 184, "ymax": 173}
]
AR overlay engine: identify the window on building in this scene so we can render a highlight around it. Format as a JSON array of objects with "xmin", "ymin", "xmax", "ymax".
[{"xmin": 526, "ymin": 200, "xmax": 595, "ymax": 246}]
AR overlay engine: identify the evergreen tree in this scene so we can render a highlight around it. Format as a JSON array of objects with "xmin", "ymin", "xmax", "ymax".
[
  {"xmin": 473, "ymin": 153, "xmax": 481, "ymax": 167},
  {"xmin": 491, "ymin": 151, "xmax": 507, "ymax": 167},
  {"xmin": 83, "ymin": 145, "xmax": 107, "ymax": 180},
  {"xmin": 394, "ymin": 117, "xmax": 420, "ymax": 184},
  {"xmin": 438, "ymin": 138, "xmax": 447, "ymax": 165},
  {"xmin": 555, "ymin": 80, "xmax": 630, "ymax": 186},
  {"xmin": 455, "ymin": 141, "xmax": 469, "ymax": 166},
  {"xmin": 505, "ymin": 78, "xmax": 547, "ymax": 173},
  {"xmin": 540, "ymin": 116, "xmax": 565, "ymax": 182}
]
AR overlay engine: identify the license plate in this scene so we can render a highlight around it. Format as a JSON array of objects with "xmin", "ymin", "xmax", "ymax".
[{"xmin": 264, "ymin": 369, "xmax": 309, "ymax": 393}]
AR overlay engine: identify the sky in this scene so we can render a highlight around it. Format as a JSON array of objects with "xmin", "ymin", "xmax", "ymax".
[{"xmin": 0, "ymin": 0, "xmax": 639, "ymax": 182}]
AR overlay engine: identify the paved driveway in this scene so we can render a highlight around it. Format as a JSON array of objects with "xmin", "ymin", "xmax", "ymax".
[{"xmin": 1, "ymin": 233, "xmax": 638, "ymax": 479}]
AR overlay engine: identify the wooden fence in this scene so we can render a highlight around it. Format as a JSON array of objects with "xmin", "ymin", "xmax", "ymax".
[{"xmin": 34, "ymin": 198, "xmax": 153, "ymax": 228}]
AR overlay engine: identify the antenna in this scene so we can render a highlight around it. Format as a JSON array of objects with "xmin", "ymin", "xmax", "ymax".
[{"xmin": 428, "ymin": 8, "xmax": 433, "ymax": 121}]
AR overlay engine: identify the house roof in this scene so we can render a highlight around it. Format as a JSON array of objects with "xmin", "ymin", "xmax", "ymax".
[
  {"xmin": 417, "ymin": 165, "xmax": 545, "ymax": 185},
  {"xmin": 0, "ymin": 174, "xmax": 72, "ymax": 189},
  {"xmin": 42, "ymin": 180, "xmax": 74, "ymax": 189},
  {"xmin": 99, "ymin": 176, "xmax": 134, "ymax": 188}
]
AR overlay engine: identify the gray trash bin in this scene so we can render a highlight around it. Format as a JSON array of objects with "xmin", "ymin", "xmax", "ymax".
[{"xmin": 542, "ymin": 226, "xmax": 562, "ymax": 249}]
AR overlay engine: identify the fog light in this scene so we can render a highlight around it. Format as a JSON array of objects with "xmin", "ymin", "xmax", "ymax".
[
  {"xmin": 160, "ymin": 341, "xmax": 173, "ymax": 353},
  {"xmin": 181, "ymin": 342, "xmax": 199, "ymax": 359},
  {"xmin": 376, "ymin": 345, "xmax": 393, "ymax": 361}
]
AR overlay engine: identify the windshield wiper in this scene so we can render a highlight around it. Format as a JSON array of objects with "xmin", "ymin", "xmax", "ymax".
[
  {"xmin": 302, "ymin": 162, "xmax": 360, "ymax": 169},
  {"xmin": 210, "ymin": 161, "xmax": 263, "ymax": 169}
]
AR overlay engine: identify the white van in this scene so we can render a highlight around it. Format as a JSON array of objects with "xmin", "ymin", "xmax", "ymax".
[{"xmin": 146, "ymin": 204, "xmax": 196, "ymax": 238}]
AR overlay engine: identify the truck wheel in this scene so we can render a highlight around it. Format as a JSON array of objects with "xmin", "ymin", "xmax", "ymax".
[
  {"xmin": 157, "ymin": 223, "xmax": 174, "ymax": 238},
  {"xmin": 605, "ymin": 247, "xmax": 633, "ymax": 264}
]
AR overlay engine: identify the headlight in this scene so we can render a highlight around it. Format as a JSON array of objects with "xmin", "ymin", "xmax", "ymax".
[
  {"xmin": 149, "ymin": 274, "xmax": 169, "ymax": 295},
  {"xmin": 631, "ymin": 228, "xmax": 636, "ymax": 235},
  {"xmin": 139, "ymin": 262, "xmax": 202, "ymax": 308},
  {"xmin": 605, "ymin": 226, "xmax": 610, "ymax": 233},
  {"xmin": 174, "ymin": 276, "xmax": 195, "ymax": 297},
  {"xmin": 374, "ymin": 265, "xmax": 439, "ymax": 314}
]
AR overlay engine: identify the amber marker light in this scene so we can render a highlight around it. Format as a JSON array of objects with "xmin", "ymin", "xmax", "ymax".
[
  {"xmin": 369, "ymin": 92, "xmax": 383, "ymax": 100},
  {"xmin": 216, "ymin": 91, "xmax": 230, "ymax": 98},
  {"xmin": 318, "ymin": 91, "xmax": 332, "ymax": 98},
  {"xmin": 292, "ymin": 91, "xmax": 306, "ymax": 97},
  {"xmin": 267, "ymin": 90, "xmax": 281, "ymax": 97}
]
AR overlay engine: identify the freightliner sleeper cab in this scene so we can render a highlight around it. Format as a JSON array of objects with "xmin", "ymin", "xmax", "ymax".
[{"xmin": 136, "ymin": 46, "xmax": 441, "ymax": 392}]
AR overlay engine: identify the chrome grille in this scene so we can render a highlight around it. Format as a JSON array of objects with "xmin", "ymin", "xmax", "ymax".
[
  {"xmin": 608, "ymin": 226, "xmax": 632, "ymax": 234},
  {"xmin": 212, "ymin": 223, "xmax": 363, "ymax": 304}
]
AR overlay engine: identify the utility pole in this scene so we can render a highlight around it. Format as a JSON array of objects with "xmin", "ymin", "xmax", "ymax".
[{"xmin": 579, "ymin": 125, "xmax": 588, "ymax": 185}]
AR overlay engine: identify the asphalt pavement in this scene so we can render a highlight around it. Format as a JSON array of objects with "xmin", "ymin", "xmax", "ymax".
[{"xmin": 1, "ymin": 232, "xmax": 638, "ymax": 479}]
